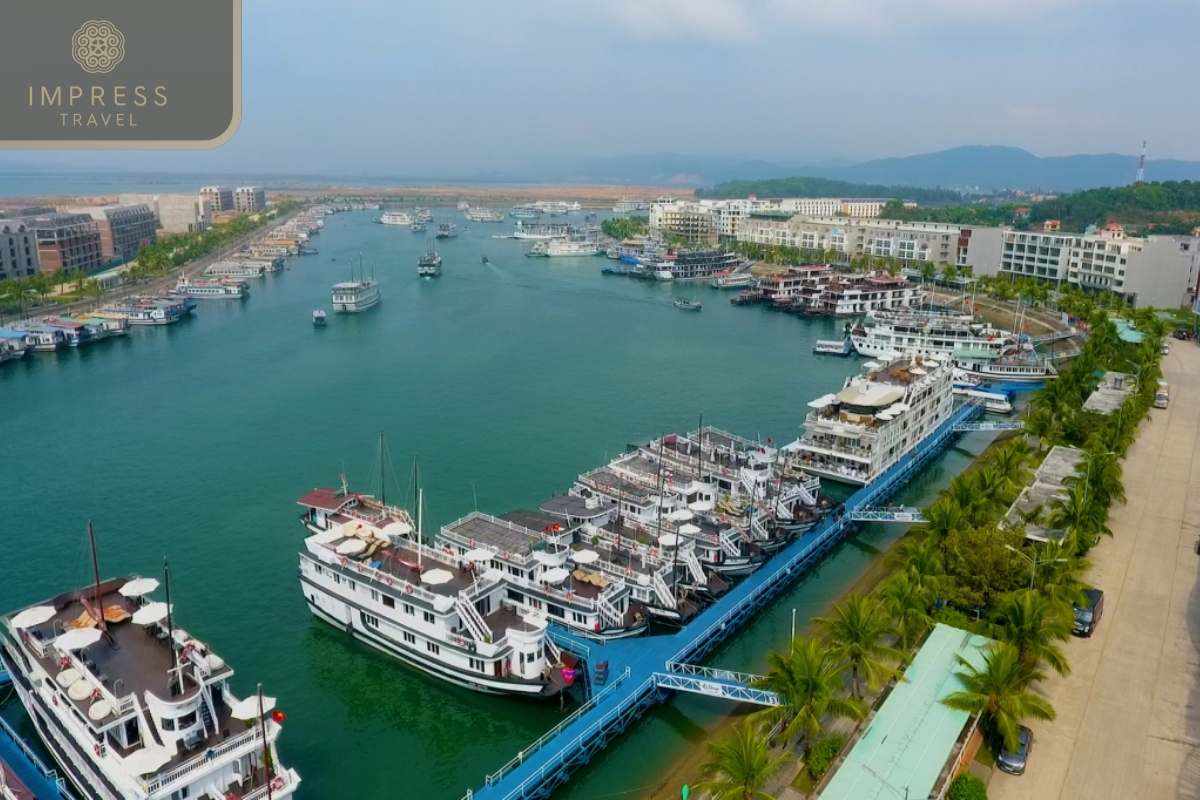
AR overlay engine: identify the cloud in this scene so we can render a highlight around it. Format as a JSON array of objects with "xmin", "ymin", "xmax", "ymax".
[{"xmin": 586, "ymin": 0, "xmax": 1088, "ymax": 41}]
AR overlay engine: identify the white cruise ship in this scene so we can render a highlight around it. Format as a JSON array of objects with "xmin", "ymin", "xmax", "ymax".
[
  {"xmin": 544, "ymin": 240, "xmax": 605, "ymax": 257},
  {"xmin": 436, "ymin": 222, "xmax": 458, "ymax": 239},
  {"xmin": 512, "ymin": 223, "xmax": 572, "ymax": 241},
  {"xmin": 378, "ymin": 211, "xmax": 415, "ymax": 226},
  {"xmin": 175, "ymin": 278, "xmax": 248, "ymax": 299},
  {"xmin": 464, "ymin": 207, "xmax": 506, "ymax": 223},
  {"xmin": 331, "ymin": 278, "xmax": 380, "ymax": 312},
  {"xmin": 0, "ymin": 533, "xmax": 301, "ymax": 800},
  {"xmin": 613, "ymin": 199, "xmax": 650, "ymax": 213},
  {"xmin": 710, "ymin": 271, "xmax": 754, "ymax": 289},
  {"xmin": 786, "ymin": 355, "xmax": 955, "ymax": 485},
  {"xmin": 850, "ymin": 309, "xmax": 1025, "ymax": 360},
  {"xmin": 295, "ymin": 488, "xmax": 569, "ymax": 697}
]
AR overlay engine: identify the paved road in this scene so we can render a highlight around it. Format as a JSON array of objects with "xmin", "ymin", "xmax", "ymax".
[{"xmin": 991, "ymin": 341, "xmax": 1200, "ymax": 800}]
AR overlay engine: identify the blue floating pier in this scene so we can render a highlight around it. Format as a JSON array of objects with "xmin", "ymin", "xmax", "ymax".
[
  {"xmin": 464, "ymin": 402, "xmax": 985, "ymax": 800},
  {"xmin": 0, "ymin": 672, "xmax": 75, "ymax": 800}
]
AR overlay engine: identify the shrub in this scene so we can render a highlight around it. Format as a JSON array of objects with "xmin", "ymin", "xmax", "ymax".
[
  {"xmin": 934, "ymin": 606, "xmax": 976, "ymax": 631},
  {"xmin": 948, "ymin": 773, "xmax": 987, "ymax": 800},
  {"xmin": 807, "ymin": 734, "xmax": 847, "ymax": 782}
]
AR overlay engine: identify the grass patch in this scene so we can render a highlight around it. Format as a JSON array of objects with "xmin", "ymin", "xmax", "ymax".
[
  {"xmin": 791, "ymin": 768, "xmax": 816, "ymax": 794},
  {"xmin": 974, "ymin": 739, "xmax": 996, "ymax": 768}
]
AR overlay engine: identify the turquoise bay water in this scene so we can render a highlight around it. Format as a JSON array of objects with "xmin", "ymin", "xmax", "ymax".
[{"xmin": 0, "ymin": 211, "xmax": 993, "ymax": 799}]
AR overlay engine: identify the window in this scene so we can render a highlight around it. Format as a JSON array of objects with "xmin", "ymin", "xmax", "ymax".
[
  {"xmin": 507, "ymin": 588, "xmax": 523, "ymax": 602},
  {"xmin": 403, "ymin": 603, "xmax": 415, "ymax": 616},
  {"xmin": 402, "ymin": 632, "xmax": 416, "ymax": 644},
  {"xmin": 360, "ymin": 612, "xmax": 380, "ymax": 628},
  {"xmin": 426, "ymin": 642, "xmax": 440, "ymax": 655},
  {"xmin": 177, "ymin": 711, "xmax": 197, "ymax": 728},
  {"xmin": 382, "ymin": 595, "xmax": 395, "ymax": 609},
  {"xmin": 571, "ymin": 612, "xmax": 588, "ymax": 624},
  {"xmin": 547, "ymin": 604, "xmax": 565, "ymax": 619},
  {"xmin": 469, "ymin": 657, "xmax": 485, "ymax": 672},
  {"xmin": 162, "ymin": 716, "xmax": 176, "ymax": 731},
  {"xmin": 423, "ymin": 611, "xmax": 435, "ymax": 624}
]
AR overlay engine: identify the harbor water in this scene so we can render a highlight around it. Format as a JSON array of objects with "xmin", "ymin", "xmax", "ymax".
[{"xmin": 0, "ymin": 210, "xmax": 993, "ymax": 799}]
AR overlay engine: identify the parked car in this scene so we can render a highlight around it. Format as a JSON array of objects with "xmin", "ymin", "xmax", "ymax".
[
  {"xmin": 998, "ymin": 726, "xmax": 1033, "ymax": 775},
  {"xmin": 1073, "ymin": 588, "xmax": 1105, "ymax": 636},
  {"xmin": 1162, "ymin": 342, "xmax": 1171, "ymax": 355}
]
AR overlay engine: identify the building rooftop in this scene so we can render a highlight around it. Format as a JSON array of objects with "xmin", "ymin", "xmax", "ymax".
[
  {"xmin": 1082, "ymin": 372, "xmax": 1132, "ymax": 415},
  {"xmin": 819, "ymin": 625, "xmax": 993, "ymax": 800},
  {"xmin": 1036, "ymin": 446, "xmax": 1086, "ymax": 487}
]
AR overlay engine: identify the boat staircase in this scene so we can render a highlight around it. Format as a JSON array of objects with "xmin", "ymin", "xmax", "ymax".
[
  {"xmin": 456, "ymin": 593, "xmax": 492, "ymax": 642},
  {"xmin": 718, "ymin": 529, "xmax": 742, "ymax": 558},
  {"xmin": 461, "ymin": 401, "xmax": 985, "ymax": 800},
  {"xmin": 749, "ymin": 515, "xmax": 772, "ymax": 542},
  {"xmin": 198, "ymin": 692, "xmax": 217, "ymax": 738},
  {"xmin": 680, "ymin": 548, "xmax": 706, "ymax": 585},
  {"xmin": 596, "ymin": 593, "xmax": 624, "ymax": 628},
  {"xmin": 545, "ymin": 636, "xmax": 564, "ymax": 667},
  {"xmin": 650, "ymin": 572, "xmax": 676, "ymax": 608}
]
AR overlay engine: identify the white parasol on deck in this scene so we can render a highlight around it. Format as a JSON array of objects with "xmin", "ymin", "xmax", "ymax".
[
  {"xmin": 312, "ymin": 529, "xmax": 343, "ymax": 545},
  {"xmin": 532, "ymin": 550, "xmax": 566, "ymax": 565},
  {"xmin": 229, "ymin": 695, "xmax": 276, "ymax": 721},
  {"xmin": 54, "ymin": 628, "xmax": 102, "ymax": 652},
  {"xmin": 687, "ymin": 501, "xmax": 714, "ymax": 513},
  {"xmin": 131, "ymin": 603, "xmax": 172, "ymax": 626},
  {"xmin": 541, "ymin": 567, "xmax": 570, "ymax": 585},
  {"xmin": 55, "ymin": 668, "xmax": 81, "ymax": 687},
  {"xmin": 10, "ymin": 606, "xmax": 57, "ymax": 630},
  {"xmin": 481, "ymin": 568, "xmax": 505, "ymax": 583},
  {"xmin": 657, "ymin": 533, "xmax": 680, "ymax": 548},
  {"xmin": 119, "ymin": 579, "xmax": 159, "ymax": 598},
  {"xmin": 806, "ymin": 393, "xmax": 839, "ymax": 409},
  {"xmin": 572, "ymin": 549, "xmax": 600, "ymax": 565},
  {"xmin": 421, "ymin": 568, "xmax": 454, "ymax": 586},
  {"xmin": 335, "ymin": 538, "xmax": 367, "ymax": 556},
  {"xmin": 465, "ymin": 548, "xmax": 494, "ymax": 562},
  {"xmin": 677, "ymin": 524, "xmax": 701, "ymax": 536},
  {"xmin": 123, "ymin": 747, "xmax": 173, "ymax": 775},
  {"xmin": 67, "ymin": 680, "xmax": 93, "ymax": 702},
  {"xmin": 382, "ymin": 521, "xmax": 413, "ymax": 538},
  {"xmin": 87, "ymin": 699, "xmax": 112, "ymax": 721},
  {"xmin": 665, "ymin": 509, "xmax": 694, "ymax": 522}
]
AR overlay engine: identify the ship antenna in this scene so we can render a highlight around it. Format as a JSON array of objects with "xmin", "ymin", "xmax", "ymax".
[{"xmin": 164, "ymin": 557, "xmax": 181, "ymax": 695}]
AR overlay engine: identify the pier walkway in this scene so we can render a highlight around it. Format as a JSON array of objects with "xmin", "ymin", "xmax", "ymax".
[
  {"xmin": 463, "ymin": 401, "xmax": 985, "ymax": 800},
  {"xmin": 0, "ymin": 672, "xmax": 74, "ymax": 800}
]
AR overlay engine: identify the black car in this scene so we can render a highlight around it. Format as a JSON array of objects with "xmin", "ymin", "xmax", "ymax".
[
  {"xmin": 1073, "ymin": 588, "xmax": 1104, "ymax": 637},
  {"xmin": 998, "ymin": 726, "xmax": 1033, "ymax": 775}
]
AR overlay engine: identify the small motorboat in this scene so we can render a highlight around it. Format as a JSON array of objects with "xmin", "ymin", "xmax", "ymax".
[
  {"xmin": 312, "ymin": 310, "xmax": 327, "ymax": 327},
  {"xmin": 481, "ymin": 255, "xmax": 490, "ymax": 264},
  {"xmin": 673, "ymin": 298, "xmax": 702, "ymax": 311}
]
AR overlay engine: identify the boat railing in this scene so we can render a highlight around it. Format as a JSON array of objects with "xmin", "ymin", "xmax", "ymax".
[
  {"xmin": 61, "ymin": 651, "xmax": 136, "ymax": 715},
  {"xmin": 793, "ymin": 438, "xmax": 875, "ymax": 461},
  {"xmin": 440, "ymin": 513, "xmax": 539, "ymax": 565},
  {"xmin": 145, "ymin": 719, "xmax": 278, "ymax": 793},
  {"xmin": 0, "ymin": 704, "xmax": 72, "ymax": 799},
  {"xmin": 239, "ymin": 768, "xmax": 298, "ymax": 800},
  {"xmin": 483, "ymin": 667, "xmax": 631, "ymax": 788},
  {"xmin": 337, "ymin": 554, "xmax": 454, "ymax": 611}
]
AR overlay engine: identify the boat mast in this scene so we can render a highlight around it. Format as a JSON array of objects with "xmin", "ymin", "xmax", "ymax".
[
  {"xmin": 164, "ymin": 557, "xmax": 180, "ymax": 695},
  {"xmin": 656, "ymin": 433, "xmax": 678, "ymax": 596},
  {"xmin": 257, "ymin": 683, "xmax": 274, "ymax": 800},
  {"xmin": 87, "ymin": 521, "xmax": 105, "ymax": 632},
  {"xmin": 378, "ymin": 432, "xmax": 386, "ymax": 507}
]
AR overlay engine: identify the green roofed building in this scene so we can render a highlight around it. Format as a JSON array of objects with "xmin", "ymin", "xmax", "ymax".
[{"xmin": 819, "ymin": 624, "xmax": 993, "ymax": 800}]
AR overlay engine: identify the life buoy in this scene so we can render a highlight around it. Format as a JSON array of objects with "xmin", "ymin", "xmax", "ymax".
[
  {"xmin": 93, "ymin": 744, "xmax": 102, "ymax": 757},
  {"xmin": 625, "ymin": 567, "xmax": 633, "ymax": 577},
  {"xmin": 340, "ymin": 557, "xmax": 348, "ymax": 567},
  {"xmin": 270, "ymin": 777, "xmax": 285, "ymax": 792},
  {"xmin": 52, "ymin": 695, "xmax": 58, "ymax": 707},
  {"xmin": 566, "ymin": 591, "xmax": 575, "ymax": 600},
  {"xmin": 386, "ymin": 576, "xmax": 394, "ymax": 587},
  {"xmin": 404, "ymin": 585, "xmax": 413, "ymax": 595},
  {"xmin": 650, "ymin": 548, "xmax": 658, "ymax": 558}
]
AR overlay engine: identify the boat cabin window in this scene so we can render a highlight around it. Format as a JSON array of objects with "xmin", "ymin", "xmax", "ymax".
[
  {"xmin": 507, "ymin": 566, "xmax": 524, "ymax": 578},
  {"xmin": 177, "ymin": 710, "xmax": 197, "ymax": 728},
  {"xmin": 422, "ymin": 611, "xmax": 435, "ymax": 624},
  {"xmin": 402, "ymin": 632, "xmax": 416, "ymax": 644},
  {"xmin": 572, "ymin": 612, "xmax": 588, "ymax": 624},
  {"xmin": 426, "ymin": 642, "xmax": 440, "ymax": 655},
  {"xmin": 403, "ymin": 603, "xmax": 415, "ymax": 616},
  {"xmin": 469, "ymin": 658, "xmax": 485, "ymax": 672},
  {"xmin": 507, "ymin": 589, "xmax": 523, "ymax": 603},
  {"xmin": 547, "ymin": 605, "xmax": 565, "ymax": 619},
  {"xmin": 382, "ymin": 595, "xmax": 395, "ymax": 608}
]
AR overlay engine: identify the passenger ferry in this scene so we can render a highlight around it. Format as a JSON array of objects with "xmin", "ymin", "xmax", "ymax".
[
  {"xmin": 544, "ymin": 240, "xmax": 604, "ymax": 257},
  {"xmin": 850, "ymin": 310, "xmax": 1024, "ymax": 360},
  {"xmin": 295, "ymin": 487, "xmax": 570, "ymax": 697},
  {"xmin": 100, "ymin": 302, "xmax": 184, "ymax": 326},
  {"xmin": 414, "ymin": 208, "xmax": 434, "ymax": 223},
  {"xmin": 410, "ymin": 222, "xmax": 426, "ymax": 233},
  {"xmin": 0, "ymin": 528, "xmax": 301, "ymax": 800},
  {"xmin": 77, "ymin": 313, "xmax": 130, "ymax": 339},
  {"xmin": 0, "ymin": 330, "xmax": 30, "ymax": 362},
  {"xmin": 464, "ymin": 207, "xmax": 506, "ymax": 223},
  {"xmin": 331, "ymin": 279, "xmax": 380, "ymax": 312},
  {"xmin": 203, "ymin": 263, "xmax": 264, "ymax": 281},
  {"xmin": 710, "ymin": 271, "xmax": 754, "ymax": 289},
  {"xmin": 951, "ymin": 353, "xmax": 1055, "ymax": 383},
  {"xmin": 786, "ymin": 355, "xmax": 955, "ymax": 485},
  {"xmin": 436, "ymin": 222, "xmax": 458, "ymax": 239},
  {"xmin": 512, "ymin": 222, "xmax": 571, "ymax": 241},
  {"xmin": 418, "ymin": 246, "xmax": 443, "ymax": 277},
  {"xmin": 952, "ymin": 387, "xmax": 1014, "ymax": 414},
  {"xmin": 510, "ymin": 206, "xmax": 541, "ymax": 220},
  {"xmin": 613, "ymin": 199, "xmax": 650, "ymax": 213},
  {"xmin": 378, "ymin": 211, "xmax": 415, "ymax": 226},
  {"xmin": 175, "ymin": 278, "xmax": 249, "ymax": 299},
  {"xmin": 41, "ymin": 318, "xmax": 97, "ymax": 347}
]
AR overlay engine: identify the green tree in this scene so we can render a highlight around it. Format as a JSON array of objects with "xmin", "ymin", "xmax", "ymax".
[
  {"xmin": 694, "ymin": 720, "xmax": 791, "ymax": 800},
  {"xmin": 879, "ymin": 572, "xmax": 934, "ymax": 651},
  {"xmin": 887, "ymin": 537, "xmax": 946, "ymax": 596},
  {"xmin": 1045, "ymin": 484, "xmax": 1111, "ymax": 554},
  {"xmin": 986, "ymin": 590, "xmax": 1072, "ymax": 677},
  {"xmin": 817, "ymin": 595, "xmax": 905, "ymax": 699},
  {"xmin": 941, "ymin": 642, "xmax": 1056, "ymax": 753},
  {"xmin": 750, "ymin": 638, "xmax": 866, "ymax": 751},
  {"xmin": 943, "ymin": 525, "xmax": 1028, "ymax": 611}
]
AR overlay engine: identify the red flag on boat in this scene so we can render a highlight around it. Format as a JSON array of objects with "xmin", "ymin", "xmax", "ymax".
[{"xmin": 271, "ymin": 710, "xmax": 286, "ymax": 723}]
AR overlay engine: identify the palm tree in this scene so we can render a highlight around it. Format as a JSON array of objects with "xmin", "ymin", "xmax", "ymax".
[
  {"xmin": 1032, "ymin": 537, "xmax": 1091, "ymax": 614},
  {"xmin": 694, "ymin": 719, "xmax": 791, "ymax": 800},
  {"xmin": 879, "ymin": 573, "xmax": 934, "ymax": 651},
  {"xmin": 1046, "ymin": 484, "xmax": 1111, "ymax": 553},
  {"xmin": 817, "ymin": 595, "xmax": 906, "ymax": 699},
  {"xmin": 751, "ymin": 638, "xmax": 866, "ymax": 750},
  {"xmin": 940, "ymin": 475, "xmax": 982, "ymax": 524},
  {"xmin": 887, "ymin": 537, "xmax": 946, "ymax": 595},
  {"xmin": 988, "ymin": 440, "xmax": 1032, "ymax": 497},
  {"xmin": 986, "ymin": 590, "xmax": 1072, "ymax": 677},
  {"xmin": 941, "ymin": 642, "xmax": 1056, "ymax": 753},
  {"xmin": 1024, "ymin": 407, "xmax": 1061, "ymax": 453}
]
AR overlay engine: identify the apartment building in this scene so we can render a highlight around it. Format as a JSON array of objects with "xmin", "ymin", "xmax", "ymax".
[
  {"xmin": 736, "ymin": 215, "xmax": 1005, "ymax": 271},
  {"xmin": 200, "ymin": 186, "xmax": 234, "ymax": 213},
  {"xmin": 994, "ymin": 223, "xmax": 1197, "ymax": 308},
  {"xmin": 0, "ymin": 221, "xmax": 40, "ymax": 280},
  {"xmin": 648, "ymin": 199, "xmax": 717, "ymax": 241},
  {"xmin": 18, "ymin": 212, "xmax": 103, "ymax": 274},
  {"xmin": 655, "ymin": 197, "xmax": 915, "ymax": 241},
  {"xmin": 119, "ymin": 193, "xmax": 212, "ymax": 233},
  {"xmin": 234, "ymin": 186, "xmax": 265, "ymax": 213},
  {"xmin": 70, "ymin": 204, "xmax": 158, "ymax": 263}
]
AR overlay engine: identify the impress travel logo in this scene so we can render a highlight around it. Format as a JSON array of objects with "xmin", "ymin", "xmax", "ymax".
[{"xmin": 0, "ymin": 1, "xmax": 241, "ymax": 148}]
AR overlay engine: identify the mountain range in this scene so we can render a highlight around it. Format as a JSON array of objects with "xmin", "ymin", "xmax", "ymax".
[{"xmin": 524, "ymin": 146, "xmax": 1200, "ymax": 193}]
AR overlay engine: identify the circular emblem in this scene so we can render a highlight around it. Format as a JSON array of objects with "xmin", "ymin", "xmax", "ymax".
[{"xmin": 72, "ymin": 20, "xmax": 125, "ymax": 74}]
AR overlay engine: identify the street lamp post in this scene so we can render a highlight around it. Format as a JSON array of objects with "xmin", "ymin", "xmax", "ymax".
[{"xmin": 1004, "ymin": 544, "xmax": 1069, "ymax": 591}]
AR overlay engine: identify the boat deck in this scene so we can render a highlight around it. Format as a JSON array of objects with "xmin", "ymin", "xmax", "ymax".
[{"xmin": 441, "ymin": 513, "xmax": 542, "ymax": 555}]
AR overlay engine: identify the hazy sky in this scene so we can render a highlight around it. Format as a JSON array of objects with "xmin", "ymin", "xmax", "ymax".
[{"xmin": 8, "ymin": 0, "xmax": 1200, "ymax": 176}]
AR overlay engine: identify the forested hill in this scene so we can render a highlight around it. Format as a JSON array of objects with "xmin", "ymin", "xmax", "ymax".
[{"xmin": 694, "ymin": 176, "xmax": 963, "ymax": 205}]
